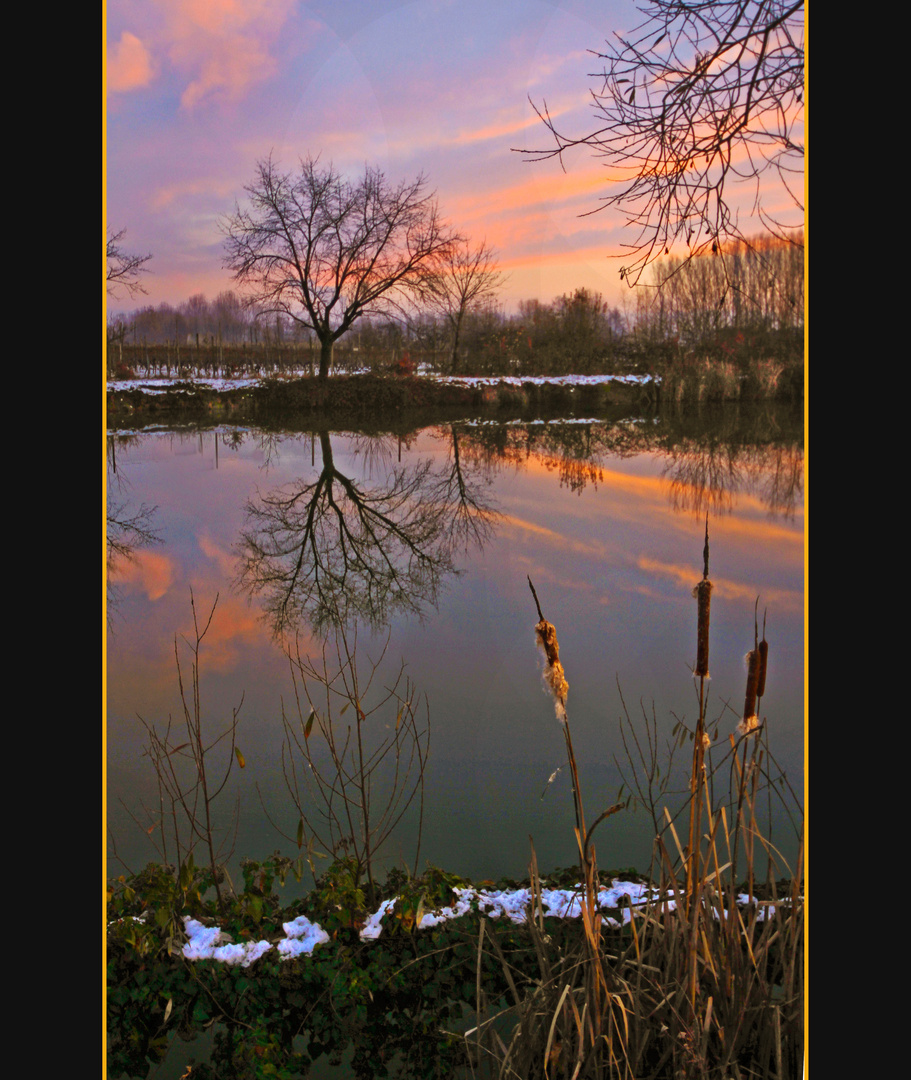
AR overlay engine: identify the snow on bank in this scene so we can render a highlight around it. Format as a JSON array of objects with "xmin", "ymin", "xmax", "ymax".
[
  {"xmin": 177, "ymin": 881, "xmax": 780, "ymax": 966},
  {"xmin": 106, "ymin": 371, "xmax": 659, "ymax": 395},
  {"xmin": 427, "ymin": 372, "xmax": 657, "ymax": 388},
  {"xmin": 181, "ymin": 912, "xmax": 329, "ymax": 967},
  {"xmin": 107, "ymin": 375, "xmax": 263, "ymax": 394}
]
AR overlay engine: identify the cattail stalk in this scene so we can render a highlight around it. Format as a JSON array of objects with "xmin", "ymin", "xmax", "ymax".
[
  {"xmin": 686, "ymin": 519, "xmax": 711, "ymax": 1008},
  {"xmin": 528, "ymin": 577, "xmax": 585, "ymax": 846},
  {"xmin": 528, "ymin": 576, "xmax": 612, "ymax": 1045}
]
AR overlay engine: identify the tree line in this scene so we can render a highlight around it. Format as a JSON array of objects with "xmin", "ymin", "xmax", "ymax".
[{"xmin": 109, "ymin": 234, "xmax": 802, "ymax": 380}]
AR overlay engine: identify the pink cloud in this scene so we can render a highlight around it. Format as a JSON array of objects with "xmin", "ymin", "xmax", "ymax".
[
  {"xmin": 150, "ymin": 176, "xmax": 236, "ymax": 211},
  {"xmin": 197, "ymin": 533, "xmax": 238, "ymax": 578},
  {"xmin": 111, "ymin": 550, "xmax": 175, "ymax": 601},
  {"xmin": 107, "ymin": 31, "xmax": 155, "ymax": 93},
  {"xmin": 157, "ymin": 0, "xmax": 297, "ymax": 110}
]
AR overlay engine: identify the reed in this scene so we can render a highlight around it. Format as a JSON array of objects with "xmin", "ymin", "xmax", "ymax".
[
  {"xmin": 123, "ymin": 592, "xmax": 245, "ymax": 910},
  {"xmin": 464, "ymin": 531, "xmax": 803, "ymax": 1079}
]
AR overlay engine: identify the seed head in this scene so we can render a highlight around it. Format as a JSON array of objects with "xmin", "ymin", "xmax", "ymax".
[
  {"xmin": 756, "ymin": 638, "xmax": 769, "ymax": 699},
  {"xmin": 740, "ymin": 649, "xmax": 760, "ymax": 736},
  {"xmin": 535, "ymin": 617, "xmax": 568, "ymax": 723},
  {"xmin": 692, "ymin": 579, "xmax": 713, "ymax": 678}
]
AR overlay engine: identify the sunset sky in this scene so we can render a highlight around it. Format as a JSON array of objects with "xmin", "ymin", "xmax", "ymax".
[{"xmin": 104, "ymin": 0, "xmax": 801, "ymax": 318}]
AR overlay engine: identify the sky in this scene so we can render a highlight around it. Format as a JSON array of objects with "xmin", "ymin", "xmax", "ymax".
[{"xmin": 104, "ymin": 0, "xmax": 801, "ymax": 319}]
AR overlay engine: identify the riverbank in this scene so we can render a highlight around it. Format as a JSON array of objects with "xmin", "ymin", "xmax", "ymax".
[
  {"xmin": 105, "ymin": 370, "xmax": 661, "ymax": 426},
  {"xmin": 107, "ymin": 857, "xmax": 802, "ymax": 1079}
]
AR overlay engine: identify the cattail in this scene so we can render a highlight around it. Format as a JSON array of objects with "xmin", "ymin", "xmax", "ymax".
[
  {"xmin": 693, "ymin": 579, "xmax": 713, "ymax": 677},
  {"xmin": 692, "ymin": 517, "xmax": 712, "ymax": 678},
  {"xmin": 756, "ymin": 637, "xmax": 769, "ymax": 699},
  {"xmin": 738, "ymin": 649, "xmax": 760, "ymax": 736},
  {"xmin": 755, "ymin": 617, "xmax": 768, "ymax": 699},
  {"xmin": 535, "ymin": 617, "xmax": 568, "ymax": 723}
]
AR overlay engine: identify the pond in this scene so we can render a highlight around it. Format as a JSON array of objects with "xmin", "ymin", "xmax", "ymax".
[{"xmin": 106, "ymin": 405, "xmax": 804, "ymax": 894}]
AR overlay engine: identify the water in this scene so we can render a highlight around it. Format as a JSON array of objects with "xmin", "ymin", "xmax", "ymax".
[{"xmin": 106, "ymin": 408, "xmax": 804, "ymax": 892}]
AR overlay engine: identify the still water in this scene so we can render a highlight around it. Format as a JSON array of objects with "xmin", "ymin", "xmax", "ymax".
[{"xmin": 106, "ymin": 410, "xmax": 804, "ymax": 890}]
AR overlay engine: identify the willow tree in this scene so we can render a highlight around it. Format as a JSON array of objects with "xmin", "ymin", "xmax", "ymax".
[{"xmin": 222, "ymin": 155, "xmax": 459, "ymax": 379}]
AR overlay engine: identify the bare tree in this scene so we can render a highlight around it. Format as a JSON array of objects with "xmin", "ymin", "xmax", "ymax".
[
  {"xmin": 417, "ymin": 239, "xmax": 506, "ymax": 373},
  {"xmin": 222, "ymin": 155, "xmax": 459, "ymax": 380},
  {"xmin": 519, "ymin": 1, "xmax": 804, "ymax": 286},
  {"xmin": 106, "ymin": 227, "xmax": 153, "ymax": 299}
]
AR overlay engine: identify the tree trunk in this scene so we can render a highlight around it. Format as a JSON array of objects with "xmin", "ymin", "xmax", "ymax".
[
  {"xmin": 450, "ymin": 314, "xmax": 463, "ymax": 375},
  {"xmin": 318, "ymin": 336, "xmax": 333, "ymax": 380}
]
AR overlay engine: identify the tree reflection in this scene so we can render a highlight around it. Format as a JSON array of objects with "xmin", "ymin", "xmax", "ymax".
[
  {"xmin": 237, "ymin": 429, "xmax": 498, "ymax": 636},
  {"xmin": 107, "ymin": 438, "xmax": 163, "ymax": 624},
  {"xmin": 427, "ymin": 427, "xmax": 499, "ymax": 549},
  {"xmin": 452, "ymin": 418, "xmax": 802, "ymax": 518},
  {"xmin": 661, "ymin": 439, "xmax": 803, "ymax": 520}
]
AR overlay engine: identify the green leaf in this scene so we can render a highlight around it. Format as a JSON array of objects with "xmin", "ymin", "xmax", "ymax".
[
  {"xmin": 235, "ymin": 747, "xmax": 246, "ymax": 768},
  {"xmin": 304, "ymin": 710, "xmax": 315, "ymax": 740}
]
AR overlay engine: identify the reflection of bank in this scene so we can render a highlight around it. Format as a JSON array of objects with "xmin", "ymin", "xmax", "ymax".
[
  {"xmin": 237, "ymin": 428, "xmax": 499, "ymax": 636},
  {"xmin": 453, "ymin": 416, "xmax": 803, "ymax": 519}
]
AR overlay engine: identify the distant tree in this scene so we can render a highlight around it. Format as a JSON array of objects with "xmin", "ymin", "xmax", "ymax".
[
  {"xmin": 650, "ymin": 232, "xmax": 803, "ymax": 342},
  {"xmin": 106, "ymin": 227, "xmax": 152, "ymax": 299},
  {"xmin": 183, "ymin": 293, "xmax": 210, "ymax": 339},
  {"xmin": 212, "ymin": 290, "xmax": 249, "ymax": 344},
  {"xmin": 554, "ymin": 288, "xmax": 611, "ymax": 373},
  {"xmin": 222, "ymin": 155, "xmax": 459, "ymax": 380},
  {"xmin": 520, "ymin": 1, "xmax": 804, "ymax": 286},
  {"xmin": 417, "ymin": 239, "xmax": 506, "ymax": 373}
]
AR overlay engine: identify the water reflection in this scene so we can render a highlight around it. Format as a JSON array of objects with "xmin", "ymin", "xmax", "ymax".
[
  {"xmin": 106, "ymin": 406, "xmax": 804, "ymax": 888},
  {"xmin": 107, "ymin": 413, "xmax": 802, "ymax": 636},
  {"xmin": 106, "ymin": 436, "xmax": 163, "ymax": 621},
  {"xmin": 447, "ymin": 417, "xmax": 801, "ymax": 517},
  {"xmin": 237, "ymin": 428, "xmax": 499, "ymax": 636},
  {"xmin": 660, "ymin": 439, "xmax": 803, "ymax": 519}
]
